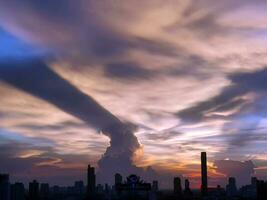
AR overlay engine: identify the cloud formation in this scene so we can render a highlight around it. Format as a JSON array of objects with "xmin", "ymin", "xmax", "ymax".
[{"xmin": 214, "ymin": 160, "xmax": 255, "ymax": 187}]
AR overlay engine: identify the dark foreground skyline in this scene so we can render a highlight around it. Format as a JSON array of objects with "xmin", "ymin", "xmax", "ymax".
[
  {"xmin": 1, "ymin": 152, "xmax": 267, "ymax": 200},
  {"xmin": 1, "ymin": 0, "xmax": 267, "ymax": 191}
]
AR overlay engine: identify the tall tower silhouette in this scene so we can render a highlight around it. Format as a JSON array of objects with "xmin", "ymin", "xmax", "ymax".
[
  {"xmin": 115, "ymin": 173, "xmax": 122, "ymax": 186},
  {"xmin": 173, "ymin": 177, "xmax": 182, "ymax": 195},
  {"xmin": 201, "ymin": 152, "xmax": 208, "ymax": 196},
  {"xmin": 0, "ymin": 174, "xmax": 9, "ymax": 200},
  {"xmin": 226, "ymin": 177, "xmax": 237, "ymax": 197},
  {"xmin": 29, "ymin": 180, "xmax": 39, "ymax": 200},
  {"xmin": 87, "ymin": 165, "xmax": 96, "ymax": 197}
]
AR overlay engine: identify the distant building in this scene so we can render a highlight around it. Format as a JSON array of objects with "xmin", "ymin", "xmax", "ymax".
[
  {"xmin": 240, "ymin": 177, "xmax": 257, "ymax": 199},
  {"xmin": 104, "ymin": 183, "xmax": 110, "ymax": 193},
  {"xmin": 201, "ymin": 152, "xmax": 208, "ymax": 196},
  {"xmin": 10, "ymin": 182, "xmax": 25, "ymax": 200},
  {"xmin": 87, "ymin": 165, "xmax": 96, "ymax": 197},
  {"xmin": 116, "ymin": 174, "xmax": 151, "ymax": 200},
  {"xmin": 173, "ymin": 177, "xmax": 182, "ymax": 195},
  {"xmin": 208, "ymin": 185, "xmax": 225, "ymax": 199},
  {"xmin": 184, "ymin": 179, "xmax": 192, "ymax": 197},
  {"xmin": 115, "ymin": 173, "xmax": 123, "ymax": 186},
  {"xmin": 226, "ymin": 177, "xmax": 237, "ymax": 197},
  {"xmin": 29, "ymin": 180, "xmax": 39, "ymax": 200},
  {"xmin": 152, "ymin": 181, "xmax": 158, "ymax": 192},
  {"xmin": 0, "ymin": 174, "xmax": 10, "ymax": 200},
  {"xmin": 74, "ymin": 181, "xmax": 84, "ymax": 195},
  {"xmin": 96, "ymin": 184, "xmax": 104, "ymax": 193},
  {"xmin": 257, "ymin": 179, "xmax": 267, "ymax": 200},
  {"xmin": 251, "ymin": 177, "xmax": 257, "ymax": 187},
  {"xmin": 40, "ymin": 183, "xmax": 49, "ymax": 200}
]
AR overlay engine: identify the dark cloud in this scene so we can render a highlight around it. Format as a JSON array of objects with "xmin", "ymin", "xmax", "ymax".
[
  {"xmin": 0, "ymin": 129, "xmax": 55, "ymax": 147},
  {"xmin": 177, "ymin": 67, "xmax": 267, "ymax": 122},
  {"xmin": 214, "ymin": 160, "xmax": 255, "ymax": 187},
  {"xmin": 166, "ymin": 0, "xmax": 267, "ymax": 43},
  {"xmin": 104, "ymin": 62, "xmax": 154, "ymax": 80},
  {"xmin": 144, "ymin": 130, "xmax": 182, "ymax": 141},
  {"xmin": 176, "ymin": 68, "xmax": 267, "ymax": 158},
  {"xmin": 0, "ymin": 58, "xmax": 141, "ymax": 184},
  {"xmin": 177, "ymin": 86, "xmax": 246, "ymax": 122},
  {"xmin": 15, "ymin": 120, "xmax": 88, "ymax": 132},
  {"xmin": 0, "ymin": 59, "xmax": 121, "ymax": 130},
  {"xmin": 0, "ymin": 141, "xmax": 90, "ymax": 185}
]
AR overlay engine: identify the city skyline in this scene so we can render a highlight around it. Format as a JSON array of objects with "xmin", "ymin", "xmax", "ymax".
[
  {"xmin": 0, "ymin": 152, "xmax": 260, "ymax": 190},
  {"xmin": 1, "ymin": 0, "xmax": 267, "ymax": 189},
  {"xmin": 1, "ymin": 152, "xmax": 266, "ymax": 200}
]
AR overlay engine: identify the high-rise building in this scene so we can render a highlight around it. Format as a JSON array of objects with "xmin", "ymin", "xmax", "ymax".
[
  {"xmin": 10, "ymin": 182, "xmax": 25, "ymax": 200},
  {"xmin": 40, "ymin": 183, "xmax": 49, "ymax": 200},
  {"xmin": 184, "ymin": 179, "xmax": 192, "ymax": 196},
  {"xmin": 185, "ymin": 179, "xmax": 190, "ymax": 190},
  {"xmin": 257, "ymin": 180, "xmax": 267, "ymax": 200},
  {"xmin": 96, "ymin": 184, "xmax": 104, "ymax": 193},
  {"xmin": 226, "ymin": 177, "xmax": 237, "ymax": 197},
  {"xmin": 74, "ymin": 181, "xmax": 84, "ymax": 195},
  {"xmin": 0, "ymin": 174, "xmax": 10, "ymax": 200},
  {"xmin": 251, "ymin": 177, "xmax": 257, "ymax": 187},
  {"xmin": 87, "ymin": 165, "xmax": 96, "ymax": 196},
  {"xmin": 173, "ymin": 177, "xmax": 182, "ymax": 195},
  {"xmin": 152, "ymin": 181, "xmax": 158, "ymax": 192},
  {"xmin": 201, "ymin": 152, "xmax": 208, "ymax": 196},
  {"xmin": 104, "ymin": 184, "xmax": 110, "ymax": 193},
  {"xmin": 29, "ymin": 180, "xmax": 39, "ymax": 200},
  {"xmin": 115, "ymin": 173, "xmax": 122, "ymax": 186}
]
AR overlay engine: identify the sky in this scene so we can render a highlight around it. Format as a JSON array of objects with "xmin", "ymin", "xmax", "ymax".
[{"xmin": 0, "ymin": 0, "xmax": 267, "ymax": 189}]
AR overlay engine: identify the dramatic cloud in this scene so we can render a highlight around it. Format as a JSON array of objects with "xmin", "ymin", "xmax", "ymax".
[
  {"xmin": 214, "ymin": 160, "xmax": 255, "ymax": 187},
  {"xmin": 0, "ymin": 58, "xmax": 141, "ymax": 184}
]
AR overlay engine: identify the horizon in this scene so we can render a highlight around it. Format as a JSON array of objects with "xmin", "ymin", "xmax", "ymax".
[{"xmin": 1, "ymin": 0, "xmax": 267, "ymax": 192}]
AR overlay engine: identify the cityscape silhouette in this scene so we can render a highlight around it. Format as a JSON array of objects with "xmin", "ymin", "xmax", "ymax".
[{"xmin": 1, "ymin": 152, "xmax": 267, "ymax": 200}]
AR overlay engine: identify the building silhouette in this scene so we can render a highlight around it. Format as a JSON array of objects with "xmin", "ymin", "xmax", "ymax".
[
  {"xmin": 10, "ymin": 182, "xmax": 25, "ymax": 200},
  {"xmin": 87, "ymin": 164, "xmax": 96, "ymax": 198},
  {"xmin": 4, "ymin": 152, "xmax": 267, "ymax": 200},
  {"xmin": 226, "ymin": 177, "xmax": 237, "ymax": 197},
  {"xmin": 115, "ymin": 173, "xmax": 123, "ymax": 186},
  {"xmin": 201, "ymin": 152, "xmax": 208, "ymax": 196},
  {"xmin": 74, "ymin": 180, "xmax": 84, "ymax": 195},
  {"xmin": 115, "ymin": 174, "xmax": 151, "ymax": 200},
  {"xmin": 173, "ymin": 177, "xmax": 182, "ymax": 195},
  {"xmin": 29, "ymin": 180, "xmax": 39, "ymax": 200},
  {"xmin": 40, "ymin": 183, "xmax": 49, "ymax": 200},
  {"xmin": 0, "ymin": 174, "xmax": 10, "ymax": 200},
  {"xmin": 184, "ymin": 179, "xmax": 192, "ymax": 196},
  {"xmin": 257, "ymin": 179, "xmax": 267, "ymax": 200},
  {"xmin": 240, "ymin": 177, "xmax": 257, "ymax": 199},
  {"xmin": 152, "ymin": 181, "xmax": 158, "ymax": 192}
]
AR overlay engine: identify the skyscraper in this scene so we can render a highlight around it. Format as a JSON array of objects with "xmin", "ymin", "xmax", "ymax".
[
  {"xmin": 0, "ymin": 174, "xmax": 10, "ymax": 200},
  {"xmin": 173, "ymin": 177, "xmax": 182, "ymax": 195},
  {"xmin": 115, "ymin": 173, "xmax": 122, "ymax": 186},
  {"xmin": 87, "ymin": 165, "xmax": 96, "ymax": 196},
  {"xmin": 251, "ymin": 177, "xmax": 257, "ymax": 187},
  {"xmin": 226, "ymin": 177, "xmax": 237, "ymax": 197},
  {"xmin": 185, "ymin": 179, "xmax": 190, "ymax": 190},
  {"xmin": 184, "ymin": 179, "xmax": 192, "ymax": 196},
  {"xmin": 74, "ymin": 181, "xmax": 84, "ymax": 195},
  {"xmin": 40, "ymin": 183, "xmax": 49, "ymax": 200},
  {"xmin": 10, "ymin": 182, "xmax": 25, "ymax": 200},
  {"xmin": 201, "ymin": 152, "xmax": 208, "ymax": 196},
  {"xmin": 152, "ymin": 181, "xmax": 159, "ymax": 192},
  {"xmin": 29, "ymin": 180, "xmax": 39, "ymax": 200}
]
